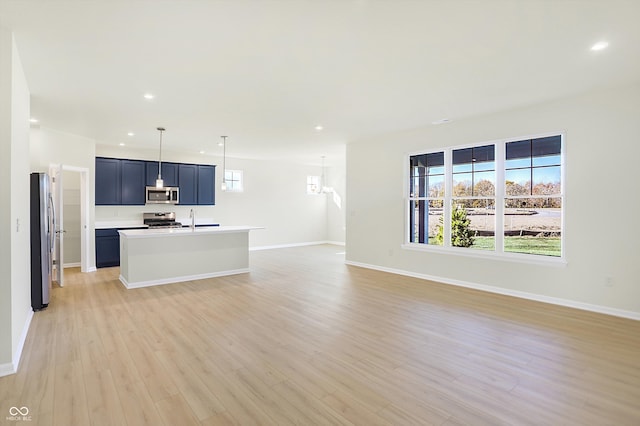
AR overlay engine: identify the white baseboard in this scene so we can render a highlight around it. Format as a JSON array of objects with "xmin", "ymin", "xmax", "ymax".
[
  {"xmin": 86, "ymin": 266, "xmax": 97, "ymax": 273},
  {"xmin": 13, "ymin": 309, "xmax": 34, "ymax": 372},
  {"xmin": 325, "ymin": 241, "xmax": 346, "ymax": 247},
  {"xmin": 345, "ymin": 260, "xmax": 640, "ymax": 321},
  {"xmin": 250, "ymin": 241, "xmax": 345, "ymax": 251},
  {"xmin": 0, "ymin": 362, "xmax": 14, "ymax": 377},
  {"xmin": 0, "ymin": 308, "xmax": 34, "ymax": 377},
  {"xmin": 64, "ymin": 262, "xmax": 81, "ymax": 268}
]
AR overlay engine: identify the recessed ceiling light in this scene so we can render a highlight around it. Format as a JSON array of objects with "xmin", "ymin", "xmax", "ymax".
[
  {"xmin": 29, "ymin": 118, "xmax": 38, "ymax": 123},
  {"xmin": 591, "ymin": 41, "xmax": 609, "ymax": 51},
  {"xmin": 119, "ymin": 143, "xmax": 125, "ymax": 146},
  {"xmin": 217, "ymin": 142, "xmax": 224, "ymax": 147},
  {"xmin": 431, "ymin": 118, "xmax": 451, "ymax": 125},
  {"xmin": 199, "ymin": 150, "xmax": 205, "ymax": 154},
  {"xmin": 315, "ymin": 125, "xmax": 324, "ymax": 131},
  {"xmin": 127, "ymin": 132, "xmax": 134, "ymax": 136},
  {"xmin": 143, "ymin": 93, "xmax": 155, "ymax": 100}
]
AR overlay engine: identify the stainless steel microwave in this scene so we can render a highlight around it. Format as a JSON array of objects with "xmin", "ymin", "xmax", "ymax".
[{"xmin": 146, "ymin": 186, "xmax": 179, "ymax": 204}]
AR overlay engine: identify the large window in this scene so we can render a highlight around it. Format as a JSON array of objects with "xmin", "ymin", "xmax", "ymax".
[{"xmin": 407, "ymin": 135, "xmax": 563, "ymax": 258}]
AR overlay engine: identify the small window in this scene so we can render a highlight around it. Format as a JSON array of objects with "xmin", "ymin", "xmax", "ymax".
[
  {"xmin": 224, "ymin": 170, "xmax": 243, "ymax": 192},
  {"xmin": 307, "ymin": 176, "xmax": 320, "ymax": 194}
]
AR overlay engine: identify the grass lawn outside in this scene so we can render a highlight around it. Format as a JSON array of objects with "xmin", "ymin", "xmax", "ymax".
[
  {"xmin": 429, "ymin": 236, "xmax": 561, "ymax": 257},
  {"xmin": 503, "ymin": 236, "xmax": 561, "ymax": 257}
]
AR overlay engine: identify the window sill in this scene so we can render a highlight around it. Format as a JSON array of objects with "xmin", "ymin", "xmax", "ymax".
[{"xmin": 401, "ymin": 243, "xmax": 567, "ymax": 267}]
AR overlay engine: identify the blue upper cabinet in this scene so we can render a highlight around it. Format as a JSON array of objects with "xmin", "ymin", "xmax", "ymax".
[
  {"xmin": 121, "ymin": 160, "xmax": 146, "ymax": 205},
  {"xmin": 197, "ymin": 165, "xmax": 216, "ymax": 205},
  {"xmin": 95, "ymin": 157, "xmax": 121, "ymax": 205},
  {"xmin": 178, "ymin": 163, "xmax": 198, "ymax": 205},
  {"xmin": 145, "ymin": 161, "xmax": 178, "ymax": 187},
  {"xmin": 96, "ymin": 157, "xmax": 215, "ymax": 206}
]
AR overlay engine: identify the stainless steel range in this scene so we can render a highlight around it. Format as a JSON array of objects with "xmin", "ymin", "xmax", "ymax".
[{"xmin": 143, "ymin": 212, "xmax": 183, "ymax": 228}]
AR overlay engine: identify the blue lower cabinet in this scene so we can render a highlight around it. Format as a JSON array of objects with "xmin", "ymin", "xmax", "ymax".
[{"xmin": 95, "ymin": 229, "xmax": 120, "ymax": 268}]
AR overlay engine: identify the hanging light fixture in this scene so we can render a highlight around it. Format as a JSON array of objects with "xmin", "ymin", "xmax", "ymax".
[
  {"xmin": 320, "ymin": 155, "xmax": 330, "ymax": 194},
  {"xmin": 220, "ymin": 135, "xmax": 228, "ymax": 191},
  {"xmin": 156, "ymin": 127, "xmax": 165, "ymax": 188}
]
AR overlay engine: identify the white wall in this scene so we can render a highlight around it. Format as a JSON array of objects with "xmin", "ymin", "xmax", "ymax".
[
  {"xmin": 326, "ymin": 159, "xmax": 346, "ymax": 244},
  {"xmin": 9, "ymin": 30, "xmax": 31, "ymax": 374},
  {"xmin": 346, "ymin": 81, "xmax": 640, "ymax": 318},
  {"xmin": 95, "ymin": 144, "xmax": 340, "ymax": 247},
  {"xmin": 0, "ymin": 28, "xmax": 32, "ymax": 375},
  {"xmin": 30, "ymin": 127, "xmax": 97, "ymax": 172},
  {"xmin": 0, "ymin": 25, "xmax": 13, "ymax": 373}
]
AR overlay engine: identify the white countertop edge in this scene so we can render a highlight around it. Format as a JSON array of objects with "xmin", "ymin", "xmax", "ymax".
[
  {"xmin": 96, "ymin": 218, "xmax": 219, "ymax": 229},
  {"xmin": 118, "ymin": 225, "xmax": 264, "ymax": 238},
  {"xmin": 95, "ymin": 221, "xmax": 148, "ymax": 229},
  {"xmin": 119, "ymin": 268, "xmax": 250, "ymax": 289}
]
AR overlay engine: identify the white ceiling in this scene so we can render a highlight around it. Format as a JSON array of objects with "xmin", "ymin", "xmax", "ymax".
[{"xmin": 1, "ymin": 0, "xmax": 639, "ymax": 165}]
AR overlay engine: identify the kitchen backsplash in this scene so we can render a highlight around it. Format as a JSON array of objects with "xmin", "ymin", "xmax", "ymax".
[{"xmin": 95, "ymin": 205, "xmax": 217, "ymax": 225}]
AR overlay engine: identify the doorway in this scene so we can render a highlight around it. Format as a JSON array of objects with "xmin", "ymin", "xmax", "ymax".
[{"xmin": 49, "ymin": 164, "xmax": 90, "ymax": 286}]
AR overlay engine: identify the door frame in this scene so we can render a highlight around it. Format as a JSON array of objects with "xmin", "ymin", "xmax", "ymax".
[{"xmin": 49, "ymin": 164, "xmax": 90, "ymax": 274}]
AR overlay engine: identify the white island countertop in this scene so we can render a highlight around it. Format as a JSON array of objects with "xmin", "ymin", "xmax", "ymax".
[
  {"xmin": 118, "ymin": 225, "xmax": 263, "ymax": 238},
  {"xmin": 118, "ymin": 225, "xmax": 263, "ymax": 289}
]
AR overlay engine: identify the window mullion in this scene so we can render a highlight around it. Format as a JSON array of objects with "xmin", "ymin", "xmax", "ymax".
[
  {"xmin": 443, "ymin": 149, "xmax": 452, "ymax": 247},
  {"xmin": 495, "ymin": 142, "xmax": 505, "ymax": 253}
]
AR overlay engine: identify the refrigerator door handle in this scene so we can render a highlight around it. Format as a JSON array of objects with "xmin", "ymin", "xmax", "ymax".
[{"xmin": 48, "ymin": 193, "xmax": 56, "ymax": 251}]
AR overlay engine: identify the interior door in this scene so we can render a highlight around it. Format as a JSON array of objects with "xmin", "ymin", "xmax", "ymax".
[{"xmin": 50, "ymin": 165, "xmax": 64, "ymax": 287}]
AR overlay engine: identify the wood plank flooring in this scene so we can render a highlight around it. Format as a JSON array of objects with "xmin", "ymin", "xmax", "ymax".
[{"xmin": 1, "ymin": 244, "xmax": 639, "ymax": 425}]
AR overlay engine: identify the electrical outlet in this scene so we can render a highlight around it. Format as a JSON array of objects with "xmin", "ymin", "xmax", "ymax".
[{"xmin": 605, "ymin": 276, "xmax": 614, "ymax": 287}]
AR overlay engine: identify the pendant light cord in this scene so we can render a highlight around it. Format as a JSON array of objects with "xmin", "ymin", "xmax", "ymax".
[
  {"xmin": 157, "ymin": 127, "xmax": 165, "ymax": 181},
  {"xmin": 221, "ymin": 136, "xmax": 227, "ymax": 185}
]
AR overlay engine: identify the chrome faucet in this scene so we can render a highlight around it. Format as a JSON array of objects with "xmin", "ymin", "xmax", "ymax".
[{"xmin": 189, "ymin": 209, "xmax": 195, "ymax": 229}]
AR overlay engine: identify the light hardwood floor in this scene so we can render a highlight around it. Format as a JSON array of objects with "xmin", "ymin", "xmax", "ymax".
[{"xmin": 1, "ymin": 244, "xmax": 639, "ymax": 425}]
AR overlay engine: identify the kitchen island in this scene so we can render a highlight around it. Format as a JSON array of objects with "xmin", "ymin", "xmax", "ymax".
[{"xmin": 118, "ymin": 226, "xmax": 261, "ymax": 289}]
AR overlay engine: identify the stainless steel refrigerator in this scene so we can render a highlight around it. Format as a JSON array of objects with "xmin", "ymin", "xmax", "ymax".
[{"xmin": 30, "ymin": 172, "xmax": 53, "ymax": 311}]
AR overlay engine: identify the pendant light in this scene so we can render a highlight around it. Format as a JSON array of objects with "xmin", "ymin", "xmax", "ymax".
[
  {"xmin": 220, "ymin": 135, "xmax": 228, "ymax": 191},
  {"xmin": 320, "ymin": 155, "xmax": 329, "ymax": 194},
  {"xmin": 156, "ymin": 127, "xmax": 165, "ymax": 188}
]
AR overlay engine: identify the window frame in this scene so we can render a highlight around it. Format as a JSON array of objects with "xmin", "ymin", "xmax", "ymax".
[
  {"xmin": 409, "ymin": 151, "xmax": 446, "ymax": 244},
  {"xmin": 403, "ymin": 133, "xmax": 566, "ymax": 266}
]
